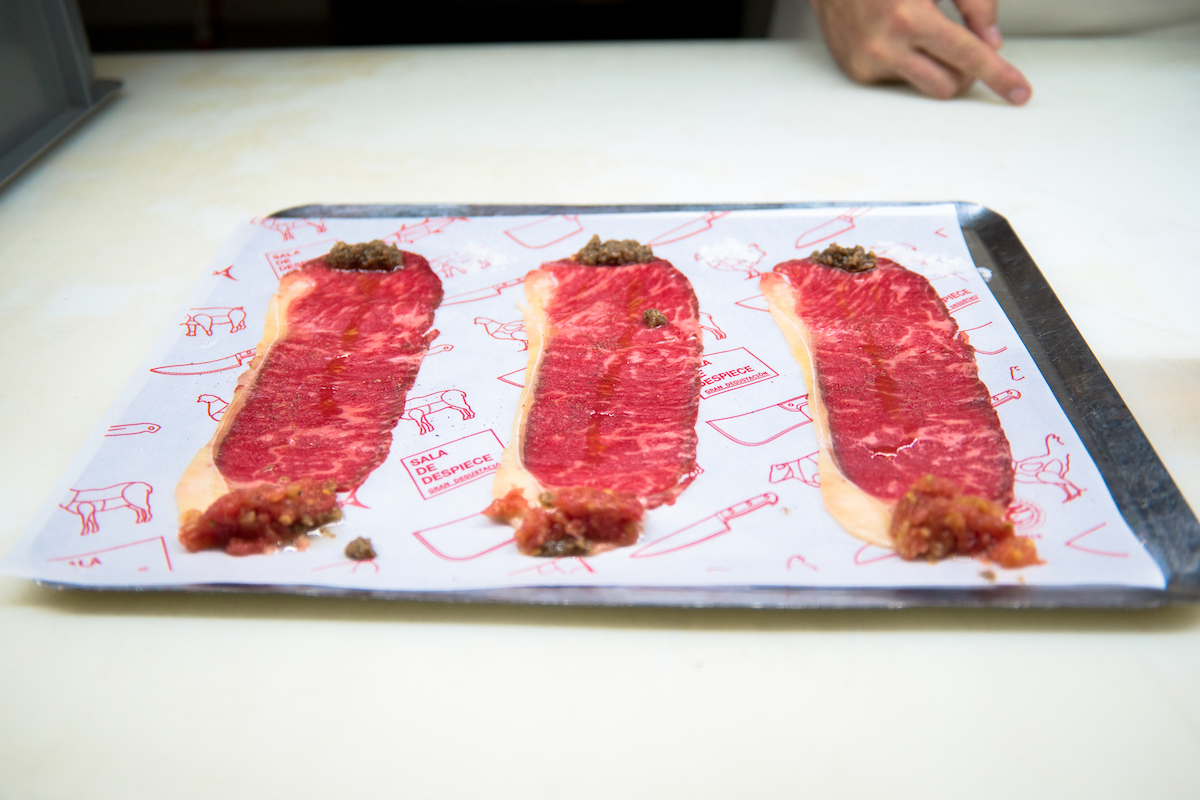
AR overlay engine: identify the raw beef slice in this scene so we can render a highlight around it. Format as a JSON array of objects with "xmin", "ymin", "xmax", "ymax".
[
  {"xmin": 177, "ymin": 240, "xmax": 443, "ymax": 555},
  {"xmin": 760, "ymin": 244, "xmax": 1038, "ymax": 567},
  {"xmin": 487, "ymin": 236, "xmax": 704, "ymax": 556}
]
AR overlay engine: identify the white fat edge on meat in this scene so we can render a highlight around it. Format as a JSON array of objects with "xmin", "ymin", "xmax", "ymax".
[
  {"xmin": 174, "ymin": 269, "xmax": 315, "ymax": 519},
  {"xmin": 760, "ymin": 272, "xmax": 893, "ymax": 549},
  {"xmin": 491, "ymin": 269, "xmax": 556, "ymax": 508}
]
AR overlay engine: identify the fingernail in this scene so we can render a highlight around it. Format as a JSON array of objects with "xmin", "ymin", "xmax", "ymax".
[
  {"xmin": 1008, "ymin": 86, "xmax": 1031, "ymax": 105},
  {"xmin": 986, "ymin": 25, "xmax": 1003, "ymax": 48}
]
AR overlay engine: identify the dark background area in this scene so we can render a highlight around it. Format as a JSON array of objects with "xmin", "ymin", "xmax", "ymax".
[{"xmin": 80, "ymin": 0, "xmax": 777, "ymax": 52}]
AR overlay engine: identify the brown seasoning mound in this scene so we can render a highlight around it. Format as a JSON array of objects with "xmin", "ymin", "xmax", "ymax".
[
  {"xmin": 326, "ymin": 240, "xmax": 406, "ymax": 271},
  {"xmin": 344, "ymin": 536, "xmax": 377, "ymax": 561},
  {"xmin": 573, "ymin": 235, "xmax": 654, "ymax": 266},
  {"xmin": 810, "ymin": 243, "xmax": 877, "ymax": 273},
  {"xmin": 642, "ymin": 308, "xmax": 669, "ymax": 328}
]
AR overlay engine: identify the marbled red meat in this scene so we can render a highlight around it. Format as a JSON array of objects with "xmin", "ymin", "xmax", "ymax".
[
  {"xmin": 177, "ymin": 246, "xmax": 442, "ymax": 555},
  {"xmin": 522, "ymin": 257, "xmax": 703, "ymax": 507},
  {"xmin": 213, "ymin": 251, "xmax": 442, "ymax": 491},
  {"xmin": 771, "ymin": 256, "xmax": 1014, "ymax": 506},
  {"xmin": 490, "ymin": 243, "xmax": 704, "ymax": 557}
]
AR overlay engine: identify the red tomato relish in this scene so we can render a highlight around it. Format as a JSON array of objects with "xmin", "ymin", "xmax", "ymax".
[
  {"xmin": 179, "ymin": 479, "xmax": 342, "ymax": 556},
  {"xmin": 890, "ymin": 475, "xmax": 1041, "ymax": 568},
  {"xmin": 485, "ymin": 486, "xmax": 643, "ymax": 557}
]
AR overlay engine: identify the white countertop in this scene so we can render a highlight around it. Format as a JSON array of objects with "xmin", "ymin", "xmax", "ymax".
[{"xmin": 1, "ymin": 38, "xmax": 1198, "ymax": 798}]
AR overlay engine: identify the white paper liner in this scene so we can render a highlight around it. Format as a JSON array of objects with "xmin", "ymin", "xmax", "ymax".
[{"xmin": 0, "ymin": 205, "xmax": 1166, "ymax": 593}]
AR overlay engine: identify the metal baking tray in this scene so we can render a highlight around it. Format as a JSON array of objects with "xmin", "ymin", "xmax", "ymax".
[{"xmin": 41, "ymin": 202, "xmax": 1200, "ymax": 608}]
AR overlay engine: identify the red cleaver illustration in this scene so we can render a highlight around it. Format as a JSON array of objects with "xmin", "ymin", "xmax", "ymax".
[
  {"xmin": 413, "ymin": 513, "xmax": 515, "ymax": 561},
  {"xmin": 646, "ymin": 211, "xmax": 731, "ymax": 247},
  {"xmin": 630, "ymin": 492, "xmax": 779, "ymax": 558},
  {"xmin": 504, "ymin": 215, "xmax": 584, "ymax": 249},
  {"xmin": 706, "ymin": 396, "xmax": 812, "ymax": 447},
  {"xmin": 794, "ymin": 207, "xmax": 871, "ymax": 250}
]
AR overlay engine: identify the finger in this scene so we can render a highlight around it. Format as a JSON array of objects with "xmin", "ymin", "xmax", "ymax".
[
  {"xmin": 916, "ymin": 16, "xmax": 1031, "ymax": 104},
  {"xmin": 952, "ymin": 0, "xmax": 1002, "ymax": 48},
  {"xmin": 890, "ymin": 49, "xmax": 975, "ymax": 100}
]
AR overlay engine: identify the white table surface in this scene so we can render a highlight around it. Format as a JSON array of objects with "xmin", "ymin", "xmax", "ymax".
[{"xmin": 1, "ymin": 38, "xmax": 1198, "ymax": 799}]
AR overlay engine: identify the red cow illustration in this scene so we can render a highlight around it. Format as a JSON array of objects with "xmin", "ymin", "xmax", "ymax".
[
  {"xmin": 1013, "ymin": 434, "xmax": 1085, "ymax": 503},
  {"xmin": 59, "ymin": 482, "xmax": 153, "ymax": 535},
  {"xmin": 182, "ymin": 307, "xmax": 246, "ymax": 337},
  {"xmin": 474, "ymin": 317, "xmax": 528, "ymax": 350},
  {"xmin": 699, "ymin": 311, "xmax": 726, "ymax": 341},
  {"xmin": 768, "ymin": 452, "xmax": 820, "ymax": 488},
  {"xmin": 402, "ymin": 390, "xmax": 475, "ymax": 435},
  {"xmin": 197, "ymin": 394, "xmax": 228, "ymax": 421}
]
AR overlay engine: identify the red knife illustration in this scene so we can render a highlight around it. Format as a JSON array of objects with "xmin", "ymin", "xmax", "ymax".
[
  {"xmin": 151, "ymin": 348, "xmax": 256, "ymax": 376},
  {"xmin": 795, "ymin": 207, "xmax": 871, "ymax": 250},
  {"xmin": 442, "ymin": 277, "xmax": 525, "ymax": 306},
  {"xmin": 646, "ymin": 211, "xmax": 731, "ymax": 246},
  {"xmin": 630, "ymin": 492, "xmax": 779, "ymax": 558},
  {"xmin": 104, "ymin": 422, "xmax": 162, "ymax": 436}
]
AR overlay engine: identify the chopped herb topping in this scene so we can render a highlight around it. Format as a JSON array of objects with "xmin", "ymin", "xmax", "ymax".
[
  {"xmin": 573, "ymin": 235, "xmax": 654, "ymax": 266},
  {"xmin": 810, "ymin": 243, "xmax": 877, "ymax": 273},
  {"xmin": 326, "ymin": 240, "xmax": 406, "ymax": 271},
  {"xmin": 344, "ymin": 536, "xmax": 377, "ymax": 561},
  {"xmin": 642, "ymin": 308, "xmax": 669, "ymax": 328}
]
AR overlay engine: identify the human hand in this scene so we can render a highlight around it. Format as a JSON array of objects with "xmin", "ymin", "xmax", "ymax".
[{"xmin": 808, "ymin": 0, "xmax": 1032, "ymax": 104}]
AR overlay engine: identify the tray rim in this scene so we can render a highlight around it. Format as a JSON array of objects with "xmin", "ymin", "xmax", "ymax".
[{"xmin": 38, "ymin": 201, "xmax": 1200, "ymax": 609}]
